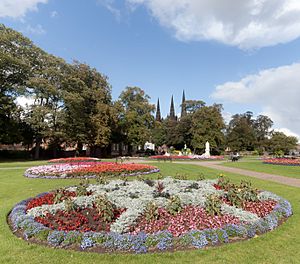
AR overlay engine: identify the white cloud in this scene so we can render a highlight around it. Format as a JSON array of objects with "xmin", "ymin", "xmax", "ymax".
[
  {"xmin": 127, "ymin": 0, "xmax": 300, "ymax": 49},
  {"xmin": 98, "ymin": 0, "xmax": 121, "ymax": 21},
  {"xmin": 50, "ymin": 10, "xmax": 58, "ymax": 18},
  {"xmin": 212, "ymin": 63, "xmax": 300, "ymax": 139},
  {"xmin": 25, "ymin": 24, "xmax": 46, "ymax": 34},
  {"xmin": 0, "ymin": 0, "xmax": 48, "ymax": 18}
]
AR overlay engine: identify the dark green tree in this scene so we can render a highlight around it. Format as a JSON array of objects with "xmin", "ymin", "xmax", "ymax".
[
  {"xmin": 0, "ymin": 24, "xmax": 42, "ymax": 144},
  {"xmin": 118, "ymin": 87, "xmax": 155, "ymax": 150},
  {"xmin": 226, "ymin": 112, "xmax": 256, "ymax": 151},
  {"xmin": 253, "ymin": 115, "xmax": 273, "ymax": 153},
  {"xmin": 268, "ymin": 132, "xmax": 298, "ymax": 154},
  {"xmin": 25, "ymin": 54, "xmax": 69, "ymax": 158},
  {"xmin": 63, "ymin": 62, "xmax": 112, "ymax": 155},
  {"xmin": 191, "ymin": 104, "xmax": 225, "ymax": 153}
]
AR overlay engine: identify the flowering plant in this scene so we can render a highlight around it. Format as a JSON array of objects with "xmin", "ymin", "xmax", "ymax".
[
  {"xmin": 48, "ymin": 157, "xmax": 101, "ymax": 163},
  {"xmin": 150, "ymin": 155, "xmax": 224, "ymax": 160},
  {"xmin": 263, "ymin": 158, "xmax": 300, "ymax": 166},
  {"xmin": 24, "ymin": 162, "xmax": 159, "ymax": 179},
  {"xmin": 9, "ymin": 177, "xmax": 292, "ymax": 253}
]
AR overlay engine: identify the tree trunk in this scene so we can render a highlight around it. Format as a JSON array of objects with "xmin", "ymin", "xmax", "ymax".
[{"xmin": 34, "ymin": 136, "xmax": 42, "ymax": 160}]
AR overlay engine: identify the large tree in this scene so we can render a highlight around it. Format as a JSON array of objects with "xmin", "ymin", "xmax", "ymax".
[
  {"xmin": 63, "ymin": 62, "xmax": 113, "ymax": 154},
  {"xmin": 191, "ymin": 104, "xmax": 225, "ymax": 153},
  {"xmin": 118, "ymin": 87, "xmax": 155, "ymax": 150},
  {"xmin": 0, "ymin": 24, "xmax": 42, "ymax": 144},
  {"xmin": 25, "ymin": 54, "xmax": 69, "ymax": 158},
  {"xmin": 268, "ymin": 132, "xmax": 298, "ymax": 154},
  {"xmin": 226, "ymin": 111, "xmax": 256, "ymax": 151}
]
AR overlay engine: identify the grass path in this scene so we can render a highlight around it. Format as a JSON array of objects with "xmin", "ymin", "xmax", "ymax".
[{"xmin": 0, "ymin": 161, "xmax": 300, "ymax": 263}]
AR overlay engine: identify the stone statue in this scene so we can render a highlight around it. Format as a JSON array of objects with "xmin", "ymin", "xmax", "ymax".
[{"xmin": 204, "ymin": 141, "xmax": 210, "ymax": 158}]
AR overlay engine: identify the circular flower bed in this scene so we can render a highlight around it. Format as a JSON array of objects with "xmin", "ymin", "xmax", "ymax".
[
  {"xmin": 48, "ymin": 157, "xmax": 101, "ymax": 163},
  {"xmin": 150, "ymin": 155, "xmax": 224, "ymax": 161},
  {"xmin": 24, "ymin": 162, "xmax": 159, "ymax": 179},
  {"xmin": 9, "ymin": 177, "xmax": 292, "ymax": 253},
  {"xmin": 263, "ymin": 158, "xmax": 300, "ymax": 166}
]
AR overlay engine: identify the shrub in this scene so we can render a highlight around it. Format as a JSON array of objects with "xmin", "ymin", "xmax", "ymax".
[
  {"xmin": 205, "ymin": 194, "xmax": 222, "ymax": 216},
  {"xmin": 167, "ymin": 196, "xmax": 182, "ymax": 215}
]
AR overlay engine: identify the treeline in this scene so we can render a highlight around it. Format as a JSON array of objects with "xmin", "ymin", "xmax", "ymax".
[
  {"xmin": 152, "ymin": 107, "xmax": 298, "ymax": 155},
  {"xmin": 0, "ymin": 24, "xmax": 298, "ymax": 158}
]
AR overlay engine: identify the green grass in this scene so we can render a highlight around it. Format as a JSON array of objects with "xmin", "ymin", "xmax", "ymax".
[
  {"xmin": 221, "ymin": 159, "xmax": 300, "ymax": 179},
  {"xmin": 1, "ymin": 161, "xmax": 300, "ymax": 263}
]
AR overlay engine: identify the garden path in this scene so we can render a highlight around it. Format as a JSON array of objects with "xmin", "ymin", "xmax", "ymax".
[{"xmin": 173, "ymin": 160, "xmax": 300, "ymax": 188}]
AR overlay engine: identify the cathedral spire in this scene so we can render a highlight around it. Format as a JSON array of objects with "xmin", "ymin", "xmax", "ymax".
[
  {"xmin": 181, "ymin": 90, "xmax": 186, "ymax": 117},
  {"xmin": 169, "ymin": 95, "xmax": 176, "ymax": 120},
  {"xmin": 156, "ymin": 98, "xmax": 161, "ymax": 122}
]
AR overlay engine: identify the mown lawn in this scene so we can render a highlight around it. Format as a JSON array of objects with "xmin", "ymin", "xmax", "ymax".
[
  {"xmin": 221, "ymin": 159, "xmax": 300, "ymax": 179},
  {"xmin": 0, "ymin": 161, "xmax": 299, "ymax": 264}
]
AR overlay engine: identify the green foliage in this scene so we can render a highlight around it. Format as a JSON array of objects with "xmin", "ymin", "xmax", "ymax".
[
  {"xmin": 174, "ymin": 172, "xmax": 188, "ymax": 180},
  {"xmin": 167, "ymin": 196, "xmax": 182, "ymax": 215},
  {"xmin": 226, "ymin": 188, "xmax": 244, "ymax": 208},
  {"xmin": 191, "ymin": 104, "xmax": 225, "ymax": 153},
  {"xmin": 64, "ymin": 197, "xmax": 77, "ymax": 212},
  {"xmin": 144, "ymin": 202, "xmax": 159, "ymax": 222},
  {"xmin": 96, "ymin": 173, "xmax": 108, "ymax": 184},
  {"xmin": 196, "ymin": 173, "xmax": 206, "ymax": 181},
  {"xmin": 226, "ymin": 112, "xmax": 256, "ymax": 151},
  {"xmin": 35, "ymin": 230, "xmax": 50, "ymax": 241},
  {"xmin": 274, "ymin": 150, "xmax": 285, "ymax": 157},
  {"xmin": 63, "ymin": 62, "xmax": 113, "ymax": 149},
  {"xmin": 217, "ymin": 175, "xmax": 232, "ymax": 191},
  {"xmin": 94, "ymin": 195, "xmax": 115, "ymax": 222},
  {"xmin": 222, "ymin": 178, "xmax": 259, "ymax": 207},
  {"xmin": 53, "ymin": 189, "xmax": 65, "ymax": 204},
  {"xmin": 118, "ymin": 87, "xmax": 155, "ymax": 147},
  {"xmin": 0, "ymin": 24, "xmax": 42, "ymax": 145},
  {"xmin": 269, "ymin": 132, "xmax": 298, "ymax": 154},
  {"xmin": 76, "ymin": 179, "xmax": 90, "ymax": 196},
  {"xmin": 205, "ymin": 194, "xmax": 222, "ymax": 216},
  {"xmin": 239, "ymin": 180, "xmax": 258, "ymax": 202}
]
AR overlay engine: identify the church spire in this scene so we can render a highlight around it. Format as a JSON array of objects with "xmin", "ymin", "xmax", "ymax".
[
  {"xmin": 181, "ymin": 90, "xmax": 186, "ymax": 117},
  {"xmin": 155, "ymin": 98, "xmax": 161, "ymax": 122},
  {"xmin": 169, "ymin": 95, "xmax": 176, "ymax": 120}
]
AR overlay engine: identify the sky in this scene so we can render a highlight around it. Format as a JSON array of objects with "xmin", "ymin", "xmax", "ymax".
[{"xmin": 1, "ymin": 0, "xmax": 300, "ymax": 140}]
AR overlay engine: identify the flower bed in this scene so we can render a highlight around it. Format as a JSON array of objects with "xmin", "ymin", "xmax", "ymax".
[
  {"xmin": 263, "ymin": 158, "xmax": 300, "ymax": 166},
  {"xmin": 150, "ymin": 155, "xmax": 224, "ymax": 161},
  {"xmin": 48, "ymin": 157, "xmax": 101, "ymax": 163},
  {"xmin": 9, "ymin": 177, "xmax": 292, "ymax": 253},
  {"xmin": 24, "ymin": 162, "xmax": 159, "ymax": 179}
]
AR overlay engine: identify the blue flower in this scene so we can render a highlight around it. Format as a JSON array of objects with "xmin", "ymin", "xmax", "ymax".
[{"xmin": 47, "ymin": 231, "xmax": 66, "ymax": 247}]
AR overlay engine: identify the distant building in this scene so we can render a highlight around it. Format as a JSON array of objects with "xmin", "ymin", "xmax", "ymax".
[{"xmin": 156, "ymin": 90, "xmax": 186, "ymax": 121}]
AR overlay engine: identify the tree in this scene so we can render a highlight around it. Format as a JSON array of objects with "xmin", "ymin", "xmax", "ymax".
[
  {"xmin": 151, "ymin": 121, "xmax": 167, "ymax": 147},
  {"xmin": 118, "ymin": 87, "xmax": 155, "ymax": 149},
  {"xmin": 25, "ymin": 54, "xmax": 69, "ymax": 158},
  {"xmin": 226, "ymin": 112, "xmax": 256, "ymax": 151},
  {"xmin": 253, "ymin": 115, "xmax": 273, "ymax": 153},
  {"xmin": 185, "ymin": 100, "xmax": 206, "ymax": 114},
  {"xmin": 0, "ymin": 24, "xmax": 42, "ymax": 144},
  {"xmin": 63, "ymin": 62, "xmax": 113, "ymax": 154},
  {"xmin": 268, "ymin": 132, "xmax": 298, "ymax": 154},
  {"xmin": 191, "ymin": 104, "xmax": 225, "ymax": 153}
]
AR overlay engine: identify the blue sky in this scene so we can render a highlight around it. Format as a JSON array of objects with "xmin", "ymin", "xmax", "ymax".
[{"xmin": 1, "ymin": 0, "xmax": 300, "ymax": 139}]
